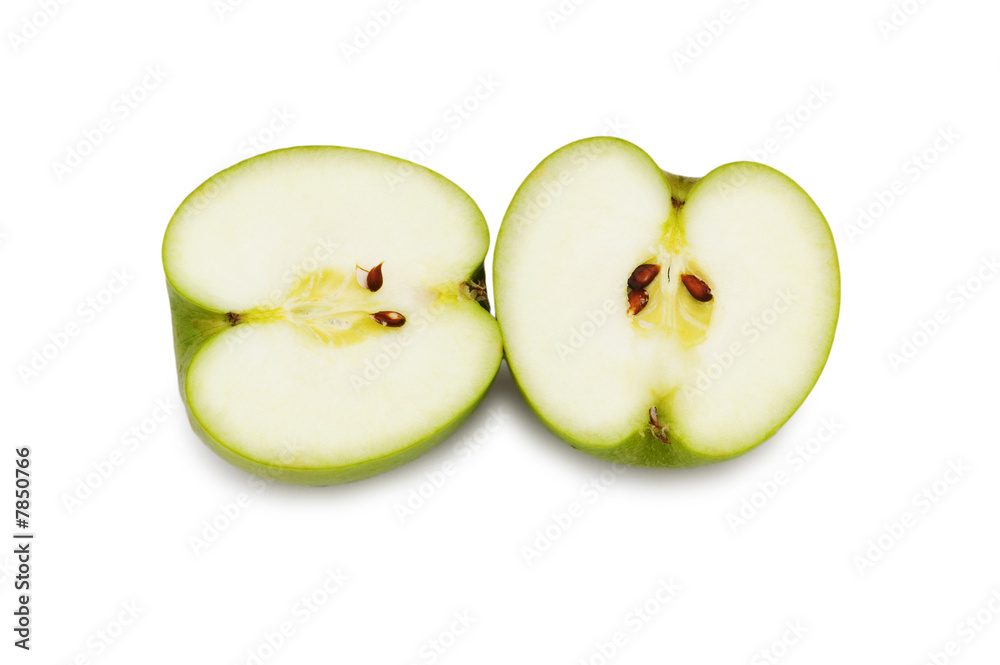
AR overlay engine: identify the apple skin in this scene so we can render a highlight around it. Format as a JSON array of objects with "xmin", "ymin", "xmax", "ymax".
[
  {"xmin": 495, "ymin": 144, "xmax": 840, "ymax": 468},
  {"xmin": 166, "ymin": 276, "xmax": 497, "ymax": 485}
]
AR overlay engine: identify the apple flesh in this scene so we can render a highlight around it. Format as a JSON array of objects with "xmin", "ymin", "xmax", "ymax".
[
  {"xmin": 163, "ymin": 147, "xmax": 502, "ymax": 484},
  {"xmin": 493, "ymin": 137, "xmax": 840, "ymax": 466}
]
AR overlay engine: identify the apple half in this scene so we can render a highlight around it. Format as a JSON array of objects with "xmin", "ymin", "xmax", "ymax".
[
  {"xmin": 163, "ymin": 147, "xmax": 502, "ymax": 484},
  {"xmin": 493, "ymin": 137, "xmax": 840, "ymax": 467}
]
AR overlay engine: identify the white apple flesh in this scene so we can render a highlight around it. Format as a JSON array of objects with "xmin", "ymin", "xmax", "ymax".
[
  {"xmin": 493, "ymin": 137, "xmax": 840, "ymax": 466},
  {"xmin": 163, "ymin": 147, "xmax": 502, "ymax": 484}
]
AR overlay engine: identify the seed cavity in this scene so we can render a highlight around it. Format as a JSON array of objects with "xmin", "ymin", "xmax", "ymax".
[
  {"xmin": 628, "ymin": 264, "xmax": 661, "ymax": 290},
  {"xmin": 627, "ymin": 289, "xmax": 649, "ymax": 316},
  {"xmin": 680, "ymin": 273, "xmax": 713, "ymax": 302},
  {"xmin": 648, "ymin": 407, "xmax": 670, "ymax": 444},
  {"xmin": 371, "ymin": 311, "xmax": 406, "ymax": 327}
]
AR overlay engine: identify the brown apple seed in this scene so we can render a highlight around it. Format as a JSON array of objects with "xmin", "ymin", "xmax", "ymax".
[
  {"xmin": 371, "ymin": 311, "xmax": 406, "ymax": 327},
  {"xmin": 627, "ymin": 289, "xmax": 649, "ymax": 316},
  {"xmin": 680, "ymin": 273, "xmax": 713, "ymax": 302},
  {"xmin": 366, "ymin": 262, "xmax": 384, "ymax": 292},
  {"xmin": 628, "ymin": 264, "xmax": 661, "ymax": 290}
]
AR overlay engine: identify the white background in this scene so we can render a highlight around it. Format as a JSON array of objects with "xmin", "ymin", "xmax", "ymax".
[{"xmin": 4, "ymin": 0, "xmax": 1000, "ymax": 663}]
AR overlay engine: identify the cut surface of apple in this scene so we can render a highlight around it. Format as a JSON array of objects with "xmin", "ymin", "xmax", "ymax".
[
  {"xmin": 494, "ymin": 137, "xmax": 840, "ymax": 467},
  {"xmin": 164, "ymin": 146, "xmax": 502, "ymax": 484}
]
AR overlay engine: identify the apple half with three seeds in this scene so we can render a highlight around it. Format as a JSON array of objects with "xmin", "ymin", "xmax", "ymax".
[
  {"xmin": 163, "ymin": 147, "xmax": 502, "ymax": 484},
  {"xmin": 493, "ymin": 137, "xmax": 840, "ymax": 466}
]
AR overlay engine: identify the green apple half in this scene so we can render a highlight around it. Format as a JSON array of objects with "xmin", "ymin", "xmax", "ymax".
[
  {"xmin": 493, "ymin": 137, "xmax": 839, "ymax": 467},
  {"xmin": 163, "ymin": 147, "xmax": 502, "ymax": 484}
]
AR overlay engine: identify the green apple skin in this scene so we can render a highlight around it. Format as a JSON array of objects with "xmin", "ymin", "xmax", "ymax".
[
  {"xmin": 494, "ymin": 140, "xmax": 840, "ymax": 468},
  {"xmin": 167, "ymin": 276, "xmax": 497, "ymax": 485}
]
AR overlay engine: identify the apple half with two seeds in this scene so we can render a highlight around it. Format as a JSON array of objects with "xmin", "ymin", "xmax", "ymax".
[
  {"xmin": 163, "ymin": 147, "xmax": 502, "ymax": 484},
  {"xmin": 493, "ymin": 137, "xmax": 840, "ymax": 466}
]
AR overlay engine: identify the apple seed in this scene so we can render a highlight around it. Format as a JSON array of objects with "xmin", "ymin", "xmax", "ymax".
[
  {"xmin": 371, "ymin": 311, "xmax": 406, "ymax": 327},
  {"xmin": 366, "ymin": 262, "xmax": 384, "ymax": 292},
  {"xmin": 680, "ymin": 273, "xmax": 713, "ymax": 302},
  {"xmin": 627, "ymin": 289, "xmax": 649, "ymax": 316},
  {"xmin": 627, "ymin": 264, "xmax": 661, "ymax": 290},
  {"xmin": 357, "ymin": 262, "xmax": 385, "ymax": 292}
]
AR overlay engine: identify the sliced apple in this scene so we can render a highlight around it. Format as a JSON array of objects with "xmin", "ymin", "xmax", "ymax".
[
  {"xmin": 493, "ymin": 137, "xmax": 840, "ymax": 467},
  {"xmin": 163, "ymin": 146, "xmax": 502, "ymax": 484}
]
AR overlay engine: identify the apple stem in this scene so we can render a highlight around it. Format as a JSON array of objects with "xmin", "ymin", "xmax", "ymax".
[{"xmin": 661, "ymin": 170, "xmax": 700, "ymax": 205}]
